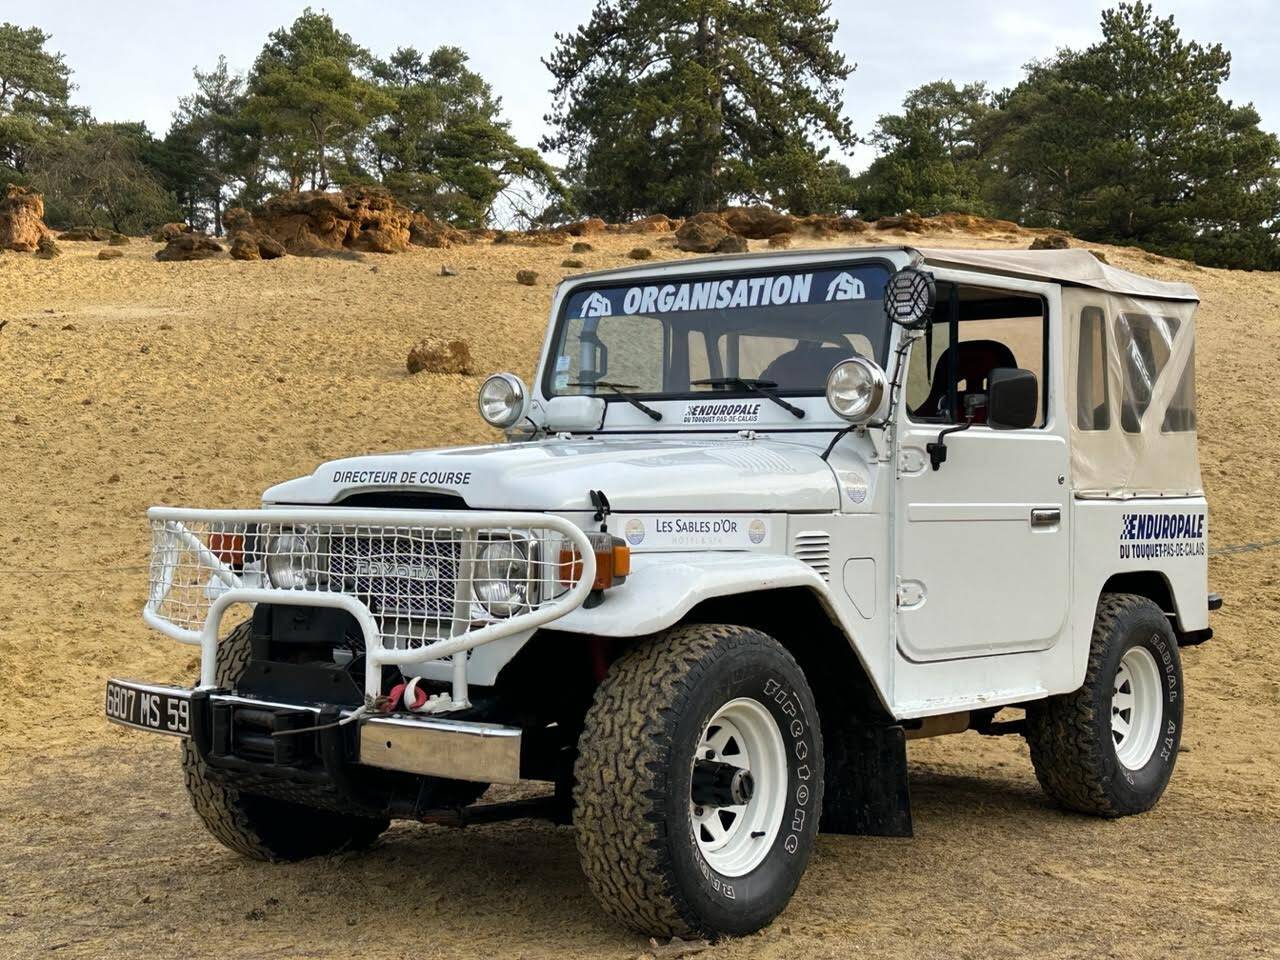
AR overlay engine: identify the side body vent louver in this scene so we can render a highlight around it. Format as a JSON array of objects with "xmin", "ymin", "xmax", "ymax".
[{"xmin": 792, "ymin": 531, "xmax": 832, "ymax": 581}]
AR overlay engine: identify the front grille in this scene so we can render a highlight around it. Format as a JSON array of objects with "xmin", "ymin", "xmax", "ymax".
[{"xmin": 328, "ymin": 534, "xmax": 460, "ymax": 620}]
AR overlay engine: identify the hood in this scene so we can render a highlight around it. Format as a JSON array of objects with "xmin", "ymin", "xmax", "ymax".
[{"xmin": 263, "ymin": 436, "xmax": 839, "ymax": 512}]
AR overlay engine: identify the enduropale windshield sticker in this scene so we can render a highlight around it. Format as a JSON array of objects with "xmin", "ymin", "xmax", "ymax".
[
  {"xmin": 1119, "ymin": 512, "xmax": 1206, "ymax": 559},
  {"xmin": 616, "ymin": 515, "xmax": 774, "ymax": 550},
  {"xmin": 682, "ymin": 401, "xmax": 761, "ymax": 425},
  {"xmin": 554, "ymin": 372, "xmax": 570, "ymax": 389},
  {"xmin": 555, "ymin": 354, "xmax": 571, "ymax": 371},
  {"xmin": 567, "ymin": 264, "xmax": 887, "ymax": 320}
]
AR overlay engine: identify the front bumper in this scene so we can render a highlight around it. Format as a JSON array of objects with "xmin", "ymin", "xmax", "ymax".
[{"xmin": 105, "ymin": 677, "xmax": 521, "ymax": 785}]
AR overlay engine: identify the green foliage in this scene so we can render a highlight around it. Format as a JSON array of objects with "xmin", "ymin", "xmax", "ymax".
[
  {"xmin": 542, "ymin": 0, "xmax": 854, "ymax": 218},
  {"xmin": 983, "ymin": 2, "xmax": 1280, "ymax": 269},
  {"xmin": 33, "ymin": 122, "xmax": 179, "ymax": 233},
  {"xmin": 366, "ymin": 46, "xmax": 564, "ymax": 226},
  {"xmin": 857, "ymin": 81, "xmax": 994, "ymax": 218},
  {"xmin": 243, "ymin": 8, "xmax": 392, "ymax": 191},
  {"xmin": 0, "ymin": 22, "xmax": 81, "ymax": 180},
  {"xmin": 171, "ymin": 56, "xmax": 263, "ymax": 231}
]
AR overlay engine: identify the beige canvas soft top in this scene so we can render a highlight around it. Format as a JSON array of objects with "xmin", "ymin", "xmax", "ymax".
[
  {"xmin": 914, "ymin": 246, "xmax": 1200, "ymax": 497},
  {"xmin": 913, "ymin": 247, "xmax": 1198, "ymax": 302}
]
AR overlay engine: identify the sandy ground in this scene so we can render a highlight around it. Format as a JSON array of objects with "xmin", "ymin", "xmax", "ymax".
[{"xmin": 1, "ymin": 229, "xmax": 1277, "ymax": 959}]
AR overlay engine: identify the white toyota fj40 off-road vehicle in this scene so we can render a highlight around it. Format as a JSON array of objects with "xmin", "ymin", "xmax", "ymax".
[{"xmin": 107, "ymin": 246, "xmax": 1218, "ymax": 937}]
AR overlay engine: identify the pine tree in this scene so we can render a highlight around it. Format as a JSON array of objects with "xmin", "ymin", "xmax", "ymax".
[
  {"xmin": 857, "ymin": 81, "xmax": 994, "ymax": 218},
  {"xmin": 243, "ymin": 9, "xmax": 391, "ymax": 192},
  {"xmin": 366, "ymin": 46, "xmax": 563, "ymax": 226},
  {"xmin": 0, "ymin": 23, "xmax": 81, "ymax": 180},
  {"xmin": 542, "ymin": 0, "xmax": 854, "ymax": 218},
  {"xmin": 985, "ymin": 2, "xmax": 1280, "ymax": 269}
]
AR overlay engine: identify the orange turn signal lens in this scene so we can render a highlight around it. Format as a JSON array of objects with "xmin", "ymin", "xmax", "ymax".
[
  {"xmin": 560, "ymin": 533, "xmax": 630, "ymax": 592},
  {"xmin": 209, "ymin": 532, "xmax": 245, "ymax": 567}
]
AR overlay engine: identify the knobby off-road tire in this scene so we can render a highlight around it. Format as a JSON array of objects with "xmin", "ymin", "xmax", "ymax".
[
  {"xmin": 573, "ymin": 623, "xmax": 823, "ymax": 938},
  {"xmin": 1026, "ymin": 593, "xmax": 1184, "ymax": 817},
  {"xmin": 180, "ymin": 621, "xmax": 390, "ymax": 861}
]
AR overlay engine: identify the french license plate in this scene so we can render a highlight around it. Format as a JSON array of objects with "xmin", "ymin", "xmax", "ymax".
[{"xmin": 105, "ymin": 679, "xmax": 193, "ymax": 736}]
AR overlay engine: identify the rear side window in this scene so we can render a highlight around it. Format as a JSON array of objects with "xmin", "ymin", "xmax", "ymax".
[
  {"xmin": 1116, "ymin": 314, "xmax": 1181, "ymax": 433},
  {"xmin": 1076, "ymin": 306, "xmax": 1110, "ymax": 431},
  {"xmin": 1162, "ymin": 346, "xmax": 1196, "ymax": 433}
]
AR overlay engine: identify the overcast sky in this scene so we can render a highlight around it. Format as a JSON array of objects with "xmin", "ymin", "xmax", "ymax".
[{"xmin": 10, "ymin": 0, "xmax": 1279, "ymax": 172}]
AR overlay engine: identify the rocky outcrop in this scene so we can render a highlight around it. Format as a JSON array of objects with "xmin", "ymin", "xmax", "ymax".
[
  {"xmin": 35, "ymin": 235, "xmax": 60, "ymax": 259},
  {"xmin": 97, "ymin": 248, "xmax": 124, "ymax": 260},
  {"xmin": 410, "ymin": 213, "xmax": 468, "ymax": 248},
  {"xmin": 406, "ymin": 338, "xmax": 473, "ymax": 375},
  {"xmin": 715, "ymin": 234, "xmax": 748, "ymax": 253},
  {"xmin": 515, "ymin": 270, "xmax": 539, "ymax": 286},
  {"xmin": 252, "ymin": 188, "xmax": 412, "ymax": 256},
  {"xmin": 58, "ymin": 225, "xmax": 111, "ymax": 242},
  {"xmin": 155, "ymin": 234, "xmax": 223, "ymax": 262},
  {"xmin": 567, "ymin": 217, "xmax": 607, "ymax": 236},
  {"xmin": 873, "ymin": 212, "xmax": 928, "ymax": 233},
  {"xmin": 628, "ymin": 247, "xmax": 653, "ymax": 260},
  {"xmin": 0, "ymin": 185, "xmax": 52, "ymax": 252},
  {"xmin": 1030, "ymin": 233, "xmax": 1070, "ymax": 250},
  {"xmin": 720, "ymin": 205, "xmax": 795, "ymax": 239},
  {"xmin": 621, "ymin": 213, "xmax": 675, "ymax": 234},
  {"xmin": 674, "ymin": 212, "xmax": 731, "ymax": 253},
  {"xmin": 152, "ymin": 222, "xmax": 192, "ymax": 242},
  {"xmin": 225, "ymin": 207, "xmax": 286, "ymax": 261}
]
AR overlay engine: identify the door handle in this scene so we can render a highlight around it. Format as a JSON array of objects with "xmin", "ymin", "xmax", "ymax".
[{"xmin": 1030, "ymin": 508, "xmax": 1061, "ymax": 527}]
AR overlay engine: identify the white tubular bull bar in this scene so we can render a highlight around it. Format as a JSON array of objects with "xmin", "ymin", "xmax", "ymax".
[{"xmin": 142, "ymin": 506, "xmax": 597, "ymax": 706}]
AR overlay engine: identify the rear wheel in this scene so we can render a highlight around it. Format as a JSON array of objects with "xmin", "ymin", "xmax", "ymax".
[
  {"xmin": 1026, "ymin": 593, "xmax": 1183, "ymax": 817},
  {"xmin": 573, "ymin": 623, "xmax": 823, "ymax": 937},
  {"xmin": 180, "ymin": 621, "xmax": 390, "ymax": 861}
]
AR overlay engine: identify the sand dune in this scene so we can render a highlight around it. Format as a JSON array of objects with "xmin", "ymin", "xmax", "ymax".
[{"xmin": 0, "ymin": 229, "xmax": 1276, "ymax": 958}]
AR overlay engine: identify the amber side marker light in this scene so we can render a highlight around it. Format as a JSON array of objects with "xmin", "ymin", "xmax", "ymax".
[{"xmin": 561, "ymin": 532, "xmax": 630, "ymax": 592}]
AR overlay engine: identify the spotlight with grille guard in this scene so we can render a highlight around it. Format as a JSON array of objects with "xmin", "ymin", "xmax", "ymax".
[{"xmin": 884, "ymin": 267, "xmax": 936, "ymax": 328}]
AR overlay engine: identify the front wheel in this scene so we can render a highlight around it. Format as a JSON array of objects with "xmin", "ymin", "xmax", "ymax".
[
  {"xmin": 573, "ymin": 623, "xmax": 823, "ymax": 938},
  {"xmin": 1026, "ymin": 593, "xmax": 1183, "ymax": 817}
]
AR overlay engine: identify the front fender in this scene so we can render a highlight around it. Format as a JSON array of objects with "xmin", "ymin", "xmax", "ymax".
[{"xmin": 554, "ymin": 551, "xmax": 830, "ymax": 637}]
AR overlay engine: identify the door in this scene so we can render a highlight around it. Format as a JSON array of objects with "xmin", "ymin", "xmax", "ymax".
[{"xmin": 894, "ymin": 284, "xmax": 1070, "ymax": 661}]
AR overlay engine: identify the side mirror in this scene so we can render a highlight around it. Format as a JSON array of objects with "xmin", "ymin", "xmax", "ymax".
[{"xmin": 987, "ymin": 368, "xmax": 1038, "ymax": 430}]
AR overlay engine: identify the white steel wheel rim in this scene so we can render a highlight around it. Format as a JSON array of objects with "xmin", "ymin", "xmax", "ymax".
[
  {"xmin": 690, "ymin": 698, "xmax": 788, "ymax": 878},
  {"xmin": 1112, "ymin": 646, "xmax": 1163, "ymax": 770}
]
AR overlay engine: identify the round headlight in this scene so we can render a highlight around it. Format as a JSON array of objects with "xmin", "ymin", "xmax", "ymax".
[
  {"xmin": 474, "ymin": 539, "xmax": 532, "ymax": 617},
  {"xmin": 478, "ymin": 373, "xmax": 528, "ymax": 429},
  {"xmin": 826, "ymin": 358, "xmax": 887, "ymax": 423},
  {"xmin": 265, "ymin": 532, "xmax": 318, "ymax": 589}
]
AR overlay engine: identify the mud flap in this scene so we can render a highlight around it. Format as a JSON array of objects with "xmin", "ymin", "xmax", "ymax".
[{"xmin": 820, "ymin": 722, "xmax": 913, "ymax": 837}]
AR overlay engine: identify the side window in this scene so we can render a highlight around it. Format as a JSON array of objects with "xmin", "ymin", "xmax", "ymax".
[
  {"xmin": 1076, "ymin": 306, "xmax": 1110, "ymax": 430},
  {"xmin": 1162, "ymin": 345, "xmax": 1196, "ymax": 433},
  {"xmin": 907, "ymin": 310, "xmax": 1045, "ymax": 426},
  {"xmin": 1116, "ymin": 314, "xmax": 1180, "ymax": 433}
]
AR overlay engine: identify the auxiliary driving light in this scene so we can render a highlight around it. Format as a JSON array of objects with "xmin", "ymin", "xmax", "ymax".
[
  {"xmin": 265, "ymin": 532, "xmax": 319, "ymax": 589},
  {"xmin": 478, "ymin": 373, "xmax": 529, "ymax": 429},
  {"xmin": 884, "ymin": 266, "xmax": 937, "ymax": 328},
  {"xmin": 826, "ymin": 357, "xmax": 887, "ymax": 423}
]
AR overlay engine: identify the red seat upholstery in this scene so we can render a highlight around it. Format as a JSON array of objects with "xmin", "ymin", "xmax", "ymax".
[{"xmin": 914, "ymin": 339, "xmax": 1017, "ymax": 423}]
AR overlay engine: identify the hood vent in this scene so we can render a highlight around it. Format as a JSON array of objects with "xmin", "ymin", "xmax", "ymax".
[{"xmin": 792, "ymin": 531, "xmax": 831, "ymax": 581}]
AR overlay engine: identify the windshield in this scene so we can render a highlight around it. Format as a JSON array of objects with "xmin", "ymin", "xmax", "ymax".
[{"xmin": 545, "ymin": 261, "xmax": 891, "ymax": 399}]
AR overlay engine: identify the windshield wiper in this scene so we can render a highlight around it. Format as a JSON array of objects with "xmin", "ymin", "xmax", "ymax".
[
  {"xmin": 691, "ymin": 377, "xmax": 805, "ymax": 419},
  {"xmin": 568, "ymin": 380, "xmax": 663, "ymax": 421}
]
